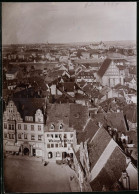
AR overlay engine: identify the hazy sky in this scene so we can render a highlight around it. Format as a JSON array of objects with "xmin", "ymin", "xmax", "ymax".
[{"xmin": 2, "ymin": 2, "xmax": 136, "ymax": 44}]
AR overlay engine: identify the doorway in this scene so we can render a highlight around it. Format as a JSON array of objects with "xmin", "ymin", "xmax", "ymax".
[
  {"xmin": 48, "ymin": 152, "xmax": 53, "ymax": 159},
  {"xmin": 23, "ymin": 148, "xmax": 29, "ymax": 155},
  {"xmin": 33, "ymin": 149, "xmax": 36, "ymax": 156}
]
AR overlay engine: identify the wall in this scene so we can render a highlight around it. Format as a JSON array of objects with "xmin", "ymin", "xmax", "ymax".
[
  {"xmin": 126, "ymin": 162, "xmax": 138, "ymax": 190},
  {"xmin": 44, "ymin": 131, "xmax": 74, "ymax": 160}
]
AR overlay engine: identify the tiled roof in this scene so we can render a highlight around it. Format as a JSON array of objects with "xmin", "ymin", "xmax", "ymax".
[
  {"xmin": 78, "ymin": 71, "xmax": 95, "ymax": 76},
  {"xmin": 106, "ymin": 112, "xmax": 127, "ymax": 132},
  {"xmin": 69, "ymin": 104, "xmax": 89, "ymax": 132},
  {"xmin": 63, "ymin": 82, "xmax": 75, "ymax": 92},
  {"xmin": 75, "ymin": 93, "xmax": 88, "ymax": 100},
  {"xmin": 123, "ymin": 104, "xmax": 137, "ymax": 123},
  {"xmin": 97, "ymin": 58, "xmax": 112, "ymax": 77},
  {"xmin": 124, "ymin": 77, "xmax": 134, "ymax": 83},
  {"xmin": 84, "ymin": 119, "xmax": 99, "ymax": 141},
  {"xmin": 13, "ymin": 98, "xmax": 46, "ymax": 120},
  {"xmin": 55, "ymin": 94, "xmax": 74, "ymax": 104},
  {"xmin": 88, "ymin": 127, "xmax": 111, "ymax": 171},
  {"xmin": 6, "ymin": 68, "xmax": 18, "ymax": 74},
  {"xmin": 126, "ymin": 131, "xmax": 137, "ymax": 147},
  {"xmin": 129, "ymin": 66, "xmax": 136, "ymax": 75},
  {"xmin": 90, "ymin": 146, "xmax": 127, "ymax": 191},
  {"xmin": 106, "ymin": 52, "xmax": 126, "ymax": 59},
  {"xmin": 46, "ymin": 103, "xmax": 70, "ymax": 123},
  {"xmin": 76, "ymin": 132, "xmax": 86, "ymax": 144},
  {"xmin": 45, "ymin": 103, "xmax": 89, "ymax": 132}
]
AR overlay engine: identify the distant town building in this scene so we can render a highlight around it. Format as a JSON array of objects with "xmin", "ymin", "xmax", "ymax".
[{"xmin": 97, "ymin": 58, "xmax": 125, "ymax": 87}]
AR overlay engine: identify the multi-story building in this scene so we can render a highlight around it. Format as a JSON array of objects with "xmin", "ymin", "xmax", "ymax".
[
  {"xmin": 6, "ymin": 69, "xmax": 18, "ymax": 80},
  {"xmin": 76, "ymin": 70, "xmax": 95, "ymax": 83},
  {"xmin": 97, "ymin": 58, "xmax": 125, "ymax": 87},
  {"xmin": 44, "ymin": 103, "xmax": 89, "ymax": 161},
  {"xmin": 44, "ymin": 122, "xmax": 75, "ymax": 161},
  {"xmin": 3, "ymin": 98, "xmax": 46, "ymax": 158}
]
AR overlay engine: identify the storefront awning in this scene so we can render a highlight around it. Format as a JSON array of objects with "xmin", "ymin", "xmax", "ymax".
[{"xmin": 5, "ymin": 145, "xmax": 20, "ymax": 152}]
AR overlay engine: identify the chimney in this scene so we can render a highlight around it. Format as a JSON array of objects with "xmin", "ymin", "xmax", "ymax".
[{"xmin": 98, "ymin": 122, "xmax": 102, "ymax": 128}]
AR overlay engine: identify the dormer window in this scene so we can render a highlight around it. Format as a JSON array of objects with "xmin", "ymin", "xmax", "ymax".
[
  {"xmin": 59, "ymin": 124, "xmax": 63, "ymax": 130},
  {"xmin": 50, "ymin": 124, "xmax": 55, "ymax": 130}
]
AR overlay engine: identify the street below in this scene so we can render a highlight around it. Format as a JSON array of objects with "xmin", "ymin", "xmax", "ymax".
[{"xmin": 4, "ymin": 157, "xmax": 77, "ymax": 193}]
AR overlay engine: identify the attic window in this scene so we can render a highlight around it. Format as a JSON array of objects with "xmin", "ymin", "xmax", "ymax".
[
  {"xmin": 50, "ymin": 124, "xmax": 55, "ymax": 130},
  {"xmin": 59, "ymin": 124, "xmax": 63, "ymax": 130}
]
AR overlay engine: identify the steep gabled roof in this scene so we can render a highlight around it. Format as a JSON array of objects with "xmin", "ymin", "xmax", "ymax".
[
  {"xmin": 97, "ymin": 58, "xmax": 112, "ymax": 77},
  {"xmin": 69, "ymin": 104, "xmax": 89, "ymax": 132},
  {"xmin": 13, "ymin": 98, "xmax": 46, "ymax": 120},
  {"xmin": 88, "ymin": 127, "xmax": 111, "ymax": 171},
  {"xmin": 84, "ymin": 119, "xmax": 99, "ymax": 142},
  {"xmin": 123, "ymin": 104, "xmax": 137, "ymax": 123},
  {"xmin": 90, "ymin": 146, "xmax": 127, "ymax": 191}
]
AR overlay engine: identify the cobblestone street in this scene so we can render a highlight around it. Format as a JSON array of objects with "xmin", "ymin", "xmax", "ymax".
[{"xmin": 4, "ymin": 158, "xmax": 80, "ymax": 193}]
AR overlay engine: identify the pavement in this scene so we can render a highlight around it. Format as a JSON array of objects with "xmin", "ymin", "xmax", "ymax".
[
  {"xmin": 64, "ymin": 164, "xmax": 81, "ymax": 192},
  {"xmin": 5, "ymin": 154, "xmax": 42, "ymax": 161},
  {"xmin": 3, "ymin": 157, "xmax": 80, "ymax": 193}
]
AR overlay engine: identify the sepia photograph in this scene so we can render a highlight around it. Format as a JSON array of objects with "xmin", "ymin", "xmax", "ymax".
[{"xmin": 2, "ymin": 2, "xmax": 137, "ymax": 192}]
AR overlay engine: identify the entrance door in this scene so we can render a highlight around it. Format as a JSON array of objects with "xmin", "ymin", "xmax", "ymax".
[
  {"xmin": 33, "ymin": 149, "xmax": 36, "ymax": 156},
  {"xmin": 48, "ymin": 152, "xmax": 53, "ymax": 159},
  {"xmin": 24, "ymin": 148, "xmax": 29, "ymax": 155},
  {"xmin": 62, "ymin": 152, "xmax": 67, "ymax": 159}
]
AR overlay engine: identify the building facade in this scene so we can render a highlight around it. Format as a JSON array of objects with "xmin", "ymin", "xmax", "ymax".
[
  {"xmin": 97, "ymin": 59, "xmax": 124, "ymax": 87},
  {"xmin": 3, "ymin": 100, "xmax": 45, "ymax": 158},
  {"xmin": 44, "ymin": 122, "xmax": 75, "ymax": 161}
]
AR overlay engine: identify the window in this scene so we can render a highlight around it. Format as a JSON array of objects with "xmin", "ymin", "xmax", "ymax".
[
  {"xmin": 25, "ymin": 116, "xmax": 33, "ymax": 122},
  {"xmin": 50, "ymin": 124, "xmax": 55, "ymax": 130},
  {"xmin": 31, "ymin": 135, "xmax": 35, "ymax": 140},
  {"xmin": 64, "ymin": 143, "xmax": 67, "ymax": 148},
  {"xmin": 55, "ymin": 134, "xmax": 58, "ymax": 138},
  {"xmin": 47, "ymin": 144, "xmax": 50, "ymax": 148},
  {"xmin": 18, "ymin": 124, "xmax": 21, "ymax": 130},
  {"xmin": 38, "ymin": 118, "xmax": 41, "ymax": 122},
  {"xmin": 51, "ymin": 144, "xmax": 54, "ymax": 148},
  {"xmin": 55, "ymin": 144, "xmax": 58, "ymax": 148},
  {"xmin": 38, "ymin": 125, "xmax": 41, "ymax": 131},
  {"xmin": 31, "ymin": 125, "xmax": 34, "ymax": 131},
  {"xmin": 70, "ymin": 134, "xmax": 73, "ymax": 138},
  {"xmin": 47, "ymin": 134, "xmax": 50, "ymax": 137},
  {"xmin": 4, "ymin": 123, "xmax": 7, "ymax": 129},
  {"xmin": 9, "ymin": 124, "xmax": 11, "ymax": 130},
  {"xmin": 4, "ymin": 133, "xmax": 7, "ymax": 138},
  {"xmin": 64, "ymin": 134, "xmax": 67, "ymax": 138},
  {"xmin": 18, "ymin": 134, "xmax": 22, "ymax": 139},
  {"xmin": 59, "ymin": 124, "xmax": 63, "ymax": 130},
  {"xmin": 9, "ymin": 134, "xmax": 14, "ymax": 139},
  {"xmin": 51, "ymin": 134, "xmax": 53, "ymax": 138},
  {"xmin": 38, "ymin": 135, "xmax": 42, "ymax": 141},
  {"xmin": 12, "ymin": 125, "xmax": 14, "ymax": 130},
  {"xmin": 24, "ymin": 124, "xmax": 27, "ymax": 130},
  {"xmin": 56, "ymin": 152, "xmax": 60, "ymax": 157},
  {"xmin": 9, "ymin": 134, "xmax": 11, "ymax": 139},
  {"xmin": 24, "ymin": 134, "xmax": 27, "ymax": 139}
]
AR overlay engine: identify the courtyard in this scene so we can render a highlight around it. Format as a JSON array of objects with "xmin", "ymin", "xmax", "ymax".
[{"xmin": 3, "ymin": 157, "xmax": 80, "ymax": 193}]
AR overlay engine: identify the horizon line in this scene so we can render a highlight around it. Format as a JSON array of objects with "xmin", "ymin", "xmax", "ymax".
[{"xmin": 2, "ymin": 40, "xmax": 136, "ymax": 46}]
